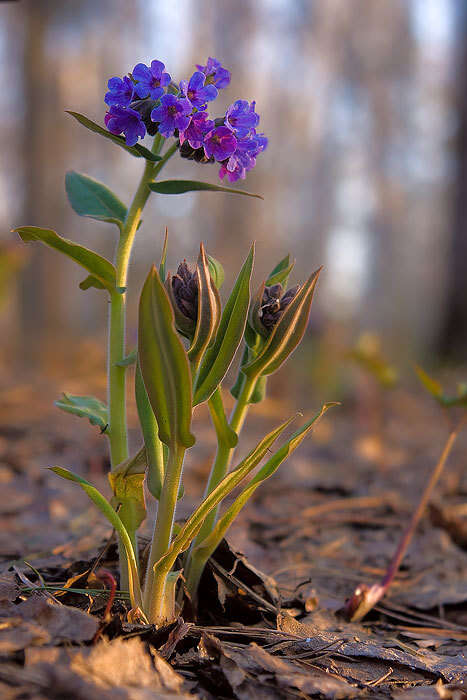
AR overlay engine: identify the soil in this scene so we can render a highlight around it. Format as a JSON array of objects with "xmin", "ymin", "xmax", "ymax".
[{"xmin": 0, "ymin": 353, "xmax": 466, "ymax": 699}]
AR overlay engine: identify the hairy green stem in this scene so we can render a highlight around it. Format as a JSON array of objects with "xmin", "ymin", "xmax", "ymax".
[
  {"xmin": 184, "ymin": 372, "xmax": 258, "ymax": 596},
  {"xmin": 107, "ymin": 134, "xmax": 176, "ymax": 590},
  {"xmin": 143, "ymin": 442, "xmax": 186, "ymax": 623}
]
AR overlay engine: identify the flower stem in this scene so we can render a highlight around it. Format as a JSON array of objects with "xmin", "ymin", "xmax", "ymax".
[
  {"xmin": 143, "ymin": 441, "xmax": 186, "ymax": 624},
  {"xmin": 203, "ymin": 374, "xmax": 257, "ymax": 530},
  {"xmin": 184, "ymin": 372, "xmax": 258, "ymax": 597},
  {"xmin": 107, "ymin": 134, "xmax": 176, "ymax": 590}
]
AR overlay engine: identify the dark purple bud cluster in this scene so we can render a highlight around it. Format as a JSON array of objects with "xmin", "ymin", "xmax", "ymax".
[
  {"xmin": 260, "ymin": 284, "xmax": 299, "ymax": 330},
  {"xmin": 172, "ymin": 261, "xmax": 198, "ymax": 321},
  {"xmin": 103, "ymin": 58, "xmax": 267, "ymax": 181}
]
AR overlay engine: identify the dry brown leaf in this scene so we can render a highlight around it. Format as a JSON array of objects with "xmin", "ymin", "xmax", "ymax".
[
  {"xmin": 71, "ymin": 637, "xmax": 192, "ymax": 698},
  {"xmin": 278, "ymin": 612, "xmax": 467, "ymax": 683}
]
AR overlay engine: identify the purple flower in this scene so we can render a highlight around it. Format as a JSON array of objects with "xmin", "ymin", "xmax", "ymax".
[
  {"xmin": 228, "ymin": 136, "xmax": 258, "ymax": 171},
  {"xmin": 251, "ymin": 130, "xmax": 268, "ymax": 153},
  {"xmin": 225, "ymin": 100, "xmax": 260, "ymax": 138},
  {"xmin": 104, "ymin": 76, "xmax": 134, "ymax": 107},
  {"xmin": 179, "ymin": 111, "xmax": 214, "ymax": 149},
  {"xmin": 219, "ymin": 162, "xmax": 246, "ymax": 183},
  {"xmin": 150, "ymin": 94, "xmax": 192, "ymax": 138},
  {"xmin": 196, "ymin": 57, "xmax": 231, "ymax": 89},
  {"xmin": 180, "ymin": 71, "xmax": 218, "ymax": 109},
  {"xmin": 132, "ymin": 60, "xmax": 171, "ymax": 100},
  {"xmin": 203, "ymin": 126, "xmax": 237, "ymax": 161},
  {"xmin": 219, "ymin": 130, "xmax": 268, "ymax": 182},
  {"xmin": 105, "ymin": 105, "xmax": 146, "ymax": 146}
]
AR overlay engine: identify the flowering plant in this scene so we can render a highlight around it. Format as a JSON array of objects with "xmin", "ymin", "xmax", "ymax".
[{"xmin": 14, "ymin": 57, "xmax": 335, "ymax": 625}]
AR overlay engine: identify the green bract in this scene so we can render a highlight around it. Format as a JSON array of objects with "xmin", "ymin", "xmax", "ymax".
[
  {"xmin": 193, "ymin": 244, "xmax": 254, "ymax": 406},
  {"xmin": 138, "ymin": 265, "xmax": 195, "ymax": 449}
]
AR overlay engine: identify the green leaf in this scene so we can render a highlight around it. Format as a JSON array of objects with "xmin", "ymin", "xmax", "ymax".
[
  {"xmin": 349, "ymin": 335, "xmax": 398, "ymax": 388},
  {"xmin": 116, "ymin": 349, "xmax": 137, "ymax": 367},
  {"xmin": 230, "ymin": 346, "xmax": 249, "ymax": 401},
  {"xmin": 250, "ymin": 375, "xmax": 268, "ymax": 403},
  {"xmin": 65, "ymin": 171, "xmax": 127, "ymax": 230},
  {"xmin": 66, "ymin": 111, "xmax": 161, "ymax": 162},
  {"xmin": 188, "ymin": 243, "xmax": 221, "ymax": 372},
  {"xmin": 111, "ymin": 445, "xmax": 147, "ymax": 477},
  {"xmin": 243, "ymin": 267, "xmax": 321, "ymax": 379},
  {"xmin": 415, "ymin": 365, "xmax": 443, "ymax": 400},
  {"xmin": 207, "ymin": 255, "xmax": 225, "ymax": 289},
  {"xmin": 159, "ymin": 227, "xmax": 169, "ymax": 281},
  {"xmin": 148, "ymin": 180, "xmax": 263, "ymax": 199},
  {"xmin": 108, "ymin": 467, "xmax": 146, "ymax": 534},
  {"xmin": 230, "ymin": 352, "xmax": 267, "ymax": 405},
  {"xmin": 266, "ymin": 254, "xmax": 295, "ymax": 287},
  {"xmin": 193, "ymin": 403, "xmax": 339, "ymax": 566},
  {"xmin": 54, "ymin": 393, "xmax": 108, "ymax": 430},
  {"xmin": 193, "ymin": 245, "xmax": 255, "ymax": 406},
  {"xmin": 50, "ymin": 466, "xmax": 143, "ymax": 613},
  {"xmin": 14, "ymin": 227, "xmax": 117, "ymax": 293},
  {"xmin": 151, "ymin": 414, "xmax": 297, "ymax": 578},
  {"xmin": 79, "ymin": 275, "xmax": 106, "ymax": 291},
  {"xmin": 208, "ymin": 388, "xmax": 238, "ymax": 449},
  {"xmin": 138, "ymin": 266, "xmax": 195, "ymax": 449}
]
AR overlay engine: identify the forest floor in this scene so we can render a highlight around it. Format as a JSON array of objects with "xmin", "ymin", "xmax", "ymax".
[{"xmin": 0, "ymin": 345, "xmax": 466, "ymax": 699}]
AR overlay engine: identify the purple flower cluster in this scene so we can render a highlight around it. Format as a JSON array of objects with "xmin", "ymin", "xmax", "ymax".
[{"xmin": 103, "ymin": 57, "xmax": 267, "ymax": 179}]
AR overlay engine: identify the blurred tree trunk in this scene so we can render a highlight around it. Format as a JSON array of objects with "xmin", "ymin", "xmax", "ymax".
[
  {"xmin": 20, "ymin": 0, "xmax": 63, "ymax": 366},
  {"xmin": 438, "ymin": 5, "xmax": 467, "ymax": 359}
]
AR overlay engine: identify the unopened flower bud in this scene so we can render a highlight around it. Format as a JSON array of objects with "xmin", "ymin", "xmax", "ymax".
[
  {"xmin": 179, "ymin": 141, "xmax": 214, "ymax": 163},
  {"xmin": 259, "ymin": 283, "xmax": 299, "ymax": 331},
  {"xmin": 130, "ymin": 98, "xmax": 159, "ymax": 135},
  {"xmin": 172, "ymin": 261, "xmax": 198, "ymax": 322}
]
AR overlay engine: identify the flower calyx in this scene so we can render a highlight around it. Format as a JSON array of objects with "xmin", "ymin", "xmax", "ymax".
[{"xmin": 166, "ymin": 244, "xmax": 221, "ymax": 371}]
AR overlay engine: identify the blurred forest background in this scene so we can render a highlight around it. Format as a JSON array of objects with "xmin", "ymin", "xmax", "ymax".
[{"xmin": 1, "ymin": 0, "xmax": 466, "ymax": 395}]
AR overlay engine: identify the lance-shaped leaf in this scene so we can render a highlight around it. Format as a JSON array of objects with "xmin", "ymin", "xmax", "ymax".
[
  {"xmin": 193, "ymin": 245, "xmax": 254, "ymax": 406},
  {"xmin": 111, "ymin": 445, "xmax": 147, "ymax": 477},
  {"xmin": 159, "ymin": 228, "xmax": 169, "ymax": 281},
  {"xmin": 208, "ymin": 388, "xmax": 238, "ymax": 449},
  {"xmin": 135, "ymin": 362, "xmax": 165, "ymax": 499},
  {"xmin": 65, "ymin": 171, "xmax": 127, "ymax": 230},
  {"xmin": 151, "ymin": 415, "xmax": 297, "ymax": 578},
  {"xmin": 242, "ymin": 267, "xmax": 322, "ymax": 379},
  {"xmin": 14, "ymin": 227, "xmax": 117, "ymax": 293},
  {"xmin": 66, "ymin": 111, "xmax": 161, "ymax": 162},
  {"xmin": 248, "ymin": 281, "xmax": 268, "ymax": 339},
  {"xmin": 54, "ymin": 393, "xmax": 108, "ymax": 431},
  {"xmin": 192, "ymin": 403, "xmax": 339, "ymax": 567},
  {"xmin": 79, "ymin": 275, "xmax": 106, "ymax": 291},
  {"xmin": 160, "ymin": 570, "xmax": 182, "ymax": 623},
  {"xmin": 188, "ymin": 243, "xmax": 221, "ymax": 371},
  {"xmin": 109, "ymin": 471, "xmax": 146, "ymax": 534},
  {"xmin": 266, "ymin": 254, "xmax": 295, "ymax": 287},
  {"xmin": 148, "ymin": 179, "xmax": 263, "ymax": 199},
  {"xmin": 207, "ymin": 255, "xmax": 224, "ymax": 289},
  {"xmin": 231, "ymin": 361, "xmax": 268, "ymax": 404},
  {"xmin": 50, "ymin": 467, "xmax": 144, "ymax": 613},
  {"xmin": 116, "ymin": 348, "xmax": 137, "ymax": 367},
  {"xmin": 138, "ymin": 266, "xmax": 195, "ymax": 449},
  {"xmin": 108, "ymin": 443, "xmax": 148, "ymax": 535},
  {"xmin": 415, "ymin": 365, "xmax": 443, "ymax": 400}
]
